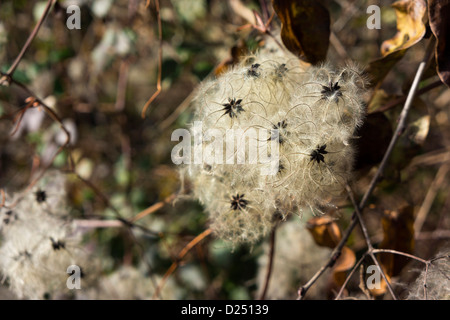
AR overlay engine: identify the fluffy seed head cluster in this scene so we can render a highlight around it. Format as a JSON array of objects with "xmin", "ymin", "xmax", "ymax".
[
  {"xmin": 185, "ymin": 39, "xmax": 367, "ymax": 245},
  {"xmin": 0, "ymin": 171, "xmax": 90, "ymax": 299}
]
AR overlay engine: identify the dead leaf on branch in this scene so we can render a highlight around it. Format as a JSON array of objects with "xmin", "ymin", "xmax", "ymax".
[
  {"xmin": 367, "ymin": 264, "xmax": 392, "ymax": 297},
  {"xmin": 214, "ymin": 40, "xmax": 249, "ymax": 76},
  {"xmin": 428, "ymin": 0, "xmax": 450, "ymax": 87},
  {"xmin": 272, "ymin": 0, "xmax": 330, "ymax": 65},
  {"xmin": 381, "ymin": 0, "xmax": 427, "ymax": 56},
  {"xmin": 306, "ymin": 215, "xmax": 356, "ymax": 287}
]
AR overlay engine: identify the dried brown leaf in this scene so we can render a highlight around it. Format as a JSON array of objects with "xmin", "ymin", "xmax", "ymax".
[
  {"xmin": 307, "ymin": 216, "xmax": 356, "ymax": 288},
  {"xmin": 272, "ymin": 0, "xmax": 330, "ymax": 64},
  {"xmin": 381, "ymin": 0, "xmax": 427, "ymax": 56},
  {"xmin": 428, "ymin": 0, "xmax": 450, "ymax": 87},
  {"xmin": 353, "ymin": 112, "xmax": 393, "ymax": 171},
  {"xmin": 306, "ymin": 216, "xmax": 341, "ymax": 248}
]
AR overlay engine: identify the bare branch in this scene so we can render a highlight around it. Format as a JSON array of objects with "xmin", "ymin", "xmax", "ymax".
[
  {"xmin": 141, "ymin": 0, "xmax": 162, "ymax": 118},
  {"xmin": 0, "ymin": 0, "xmax": 56, "ymax": 85}
]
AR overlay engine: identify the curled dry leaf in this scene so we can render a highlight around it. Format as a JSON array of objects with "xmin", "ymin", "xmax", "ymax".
[
  {"xmin": 428, "ymin": 0, "xmax": 450, "ymax": 87},
  {"xmin": 353, "ymin": 111, "xmax": 393, "ymax": 171},
  {"xmin": 306, "ymin": 216, "xmax": 356, "ymax": 287},
  {"xmin": 381, "ymin": 0, "xmax": 427, "ymax": 56},
  {"xmin": 366, "ymin": 50, "xmax": 406, "ymax": 89},
  {"xmin": 379, "ymin": 205, "xmax": 415, "ymax": 277},
  {"xmin": 272, "ymin": 0, "xmax": 330, "ymax": 65},
  {"xmin": 367, "ymin": 0, "xmax": 427, "ymax": 88},
  {"xmin": 214, "ymin": 40, "xmax": 248, "ymax": 76},
  {"xmin": 367, "ymin": 205, "xmax": 414, "ymax": 296}
]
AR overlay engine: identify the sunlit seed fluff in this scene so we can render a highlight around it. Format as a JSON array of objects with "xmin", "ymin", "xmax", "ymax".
[
  {"xmin": 185, "ymin": 40, "xmax": 366, "ymax": 246},
  {"xmin": 0, "ymin": 171, "xmax": 90, "ymax": 299}
]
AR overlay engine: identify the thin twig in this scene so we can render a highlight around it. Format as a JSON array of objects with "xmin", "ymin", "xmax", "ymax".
[
  {"xmin": 72, "ymin": 218, "xmax": 161, "ymax": 238},
  {"xmin": 333, "ymin": 0, "xmax": 360, "ymax": 33},
  {"xmin": 115, "ymin": 59, "xmax": 130, "ymax": 111},
  {"xmin": 7, "ymin": 91, "xmax": 70, "ymax": 200},
  {"xmin": 423, "ymin": 262, "xmax": 430, "ymax": 299},
  {"xmin": 0, "ymin": 72, "xmax": 73, "ymax": 211},
  {"xmin": 259, "ymin": 0, "xmax": 270, "ymax": 22},
  {"xmin": 74, "ymin": 219, "xmax": 124, "ymax": 228},
  {"xmin": 408, "ymin": 148, "xmax": 450, "ymax": 168},
  {"xmin": 1, "ymin": 71, "xmax": 167, "ymax": 240},
  {"xmin": 259, "ymin": 226, "xmax": 277, "ymax": 300},
  {"xmin": 65, "ymin": 166, "xmax": 121, "ymax": 218},
  {"xmin": 416, "ymin": 230, "xmax": 450, "ymax": 240},
  {"xmin": 229, "ymin": 0, "xmax": 257, "ymax": 25},
  {"xmin": 8, "ymin": 98, "xmax": 35, "ymax": 137},
  {"xmin": 359, "ymin": 37, "xmax": 435, "ymax": 209},
  {"xmin": 372, "ymin": 249, "xmax": 427, "ymax": 264},
  {"xmin": 336, "ymin": 248, "xmax": 449, "ymax": 299},
  {"xmin": 157, "ymin": 89, "xmax": 198, "ymax": 131},
  {"xmin": 330, "ymin": 32, "xmax": 351, "ymax": 60},
  {"xmin": 373, "ymin": 251, "xmax": 450, "ymax": 300},
  {"xmin": 297, "ymin": 243, "xmax": 346, "ymax": 299}
]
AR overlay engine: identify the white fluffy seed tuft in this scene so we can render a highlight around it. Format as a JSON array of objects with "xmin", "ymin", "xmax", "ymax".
[{"xmin": 183, "ymin": 40, "xmax": 367, "ymax": 246}]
